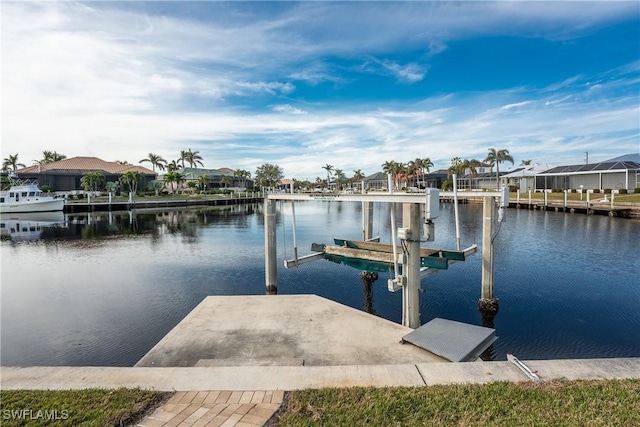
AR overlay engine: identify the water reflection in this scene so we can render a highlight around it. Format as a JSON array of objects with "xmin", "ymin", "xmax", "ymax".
[
  {"xmin": 33, "ymin": 205, "xmax": 262, "ymax": 243},
  {"xmin": 479, "ymin": 311, "xmax": 498, "ymax": 361},
  {"xmin": 1, "ymin": 211, "xmax": 66, "ymax": 242},
  {"xmin": 360, "ymin": 271, "xmax": 379, "ymax": 315}
]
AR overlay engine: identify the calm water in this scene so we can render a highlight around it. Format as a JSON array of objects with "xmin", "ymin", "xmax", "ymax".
[{"xmin": 1, "ymin": 201, "xmax": 639, "ymax": 366}]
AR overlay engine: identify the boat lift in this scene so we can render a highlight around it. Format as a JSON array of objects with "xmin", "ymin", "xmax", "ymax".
[{"xmin": 264, "ymin": 182, "xmax": 509, "ymax": 329}]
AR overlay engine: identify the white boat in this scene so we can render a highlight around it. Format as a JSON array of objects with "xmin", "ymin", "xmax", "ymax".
[
  {"xmin": 0, "ymin": 211, "xmax": 66, "ymax": 241},
  {"xmin": 0, "ymin": 180, "xmax": 65, "ymax": 213}
]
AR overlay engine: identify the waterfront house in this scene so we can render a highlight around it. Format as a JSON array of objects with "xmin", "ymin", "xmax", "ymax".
[
  {"xmin": 174, "ymin": 167, "xmax": 254, "ymax": 191},
  {"xmin": 535, "ymin": 153, "xmax": 640, "ymax": 192},
  {"xmin": 500, "ymin": 164, "xmax": 555, "ymax": 192},
  {"xmin": 15, "ymin": 157, "xmax": 156, "ymax": 192}
]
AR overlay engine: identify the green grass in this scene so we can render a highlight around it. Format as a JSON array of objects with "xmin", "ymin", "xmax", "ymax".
[
  {"xmin": 0, "ymin": 388, "xmax": 168, "ymax": 427},
  {"xmin": 273, "ymin": 380, "xmax": 640, "ymax": 427}
]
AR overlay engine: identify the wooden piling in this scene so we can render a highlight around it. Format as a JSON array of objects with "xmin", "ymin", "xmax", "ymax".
[
  {"xmin": 479, "ymin": 196, "xmax": 499, "ymax": 315},
  {"xmin": 402, "ymin": 203, "xmax": 421, "ymax": 329}
]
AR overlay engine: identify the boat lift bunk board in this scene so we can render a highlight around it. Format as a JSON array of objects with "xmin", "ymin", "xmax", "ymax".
[{"xmin": 298, "ymin": 239, "xmax": 476, "ymax": 271}]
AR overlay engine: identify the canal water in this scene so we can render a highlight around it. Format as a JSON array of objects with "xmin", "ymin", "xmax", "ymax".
[{"xmin": 1, "ymin": 201, "xmax": 638, "ymax": 366}]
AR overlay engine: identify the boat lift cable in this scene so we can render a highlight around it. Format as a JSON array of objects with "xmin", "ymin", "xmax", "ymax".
[
  {"xmin": 290, "ymin": 200, "xmax": 299, "ymax": 267},
  {"xmin": 376, "ymin": 202, "xmax": 381, "ymax": 238},
  {"xmin": 388, "ymin": 174, "xmax": 401, "ymax": 281},
  {"xmin": 281, "ymin": 201, "xmax": 287, "ymax": 260},
  {"xmin": 491, "ymin": 204, "xmax": 506, "ymax": 244},
  {"xmin": 452, "ymin": 173, "xmax": 461, "ymax": 251}
]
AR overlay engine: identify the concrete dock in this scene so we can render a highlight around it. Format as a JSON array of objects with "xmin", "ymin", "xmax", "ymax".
[
  {"xmin": 2, "ymin": 295, "xmax": 640, "ymax": 427},
  {"xmin": 135, "ymin": 295, "xmax": 447, "ymax": 367}
]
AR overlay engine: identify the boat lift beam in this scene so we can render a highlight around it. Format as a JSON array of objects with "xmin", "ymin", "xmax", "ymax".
[
  {"xmin": 265, "ymin": 189, "xmax": 509, "ymax": 328},
  {"xmin": 265, "ymin": 191, "xmax": 504, "ymax": 204}
]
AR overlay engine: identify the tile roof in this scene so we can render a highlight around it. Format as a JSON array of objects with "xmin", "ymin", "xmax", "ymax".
[{"xmin": 16, "ymin": 157, "xmax": 156, "ymax": 175}]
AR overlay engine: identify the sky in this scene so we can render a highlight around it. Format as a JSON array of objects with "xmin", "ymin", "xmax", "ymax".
[{"xmin": 2, "ymin": 1, "xmax": 639, "ymax": 181}]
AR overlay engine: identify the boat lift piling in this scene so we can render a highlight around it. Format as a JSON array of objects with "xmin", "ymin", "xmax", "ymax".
[
  {"xmin": 361, "ymin": 181, "xmax": 374, "ymax": 241},
  {"xmin": 402, "ymin": 202, "xmax": 422, "ymax": 329},
  {"xmin": 452, "ymin": 173, "xmax": 461, "ymax": 251},
  {"xmin": 479, "ymin": 196, "xmax": 497, "ymax": 313},
  {"xmin": 478, "ymin": 189, "xmax": 509, "ymax": 315},
  {"xmin": 362, "ymin": 201, "xmax": 374, "ymax": 241},
  {"xmin": 264, "ymin": 198, "xmax": 277, "ymax": 294},
  {"xmin": 289, "ymin": 182, "xmax": 299, "ymax": 267}
]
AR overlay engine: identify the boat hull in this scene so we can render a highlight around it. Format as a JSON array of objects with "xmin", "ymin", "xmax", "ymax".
[{"xmin": 0, "ymin": 199, "xmax": 65, "ymax": 213}]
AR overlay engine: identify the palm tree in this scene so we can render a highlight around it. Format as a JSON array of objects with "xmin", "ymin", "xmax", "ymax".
[
  {"xmin": 119, "ymin": 171, "xmax": 145, "ymax": 194},
  {"xmin": 447, "ymin": 157, "xmax": 464, "ymax": 178},
  {"xmin": 382, "ymin": 160, "xmax": 402, "ymax": 190},
  {"xmin": 34, "ymin": 151, "xmax": 67, "ymax": 165},
  {"xmin": 334, "ymin": 168, "xmax": 346, "ymax": 190},
  {"xmin": 166, "ymin": 160, "xmax": 179, "ymax": 172},
  {"xmin": 186, "ymin": 181, "xmax": 198, "ymax": 192},
  {"xmin": 408, "ymin": 158, "xmax": 424, "ymax": 188},
  {"xmin": 105, "ymin": 181, "xmax": 119, "ymax": 193},
  {"xmin": 352, "ymin": 169, "xmax": 365, "ymax": 189},
  {"xmin": 2, "ymin": 154, "xmax": 25, "ymax": 172},
  {"xmin": 198, "ymin": 174, "xmax": 210, "ymax": 192},
  {"xmin": 422, "ymin": 157, "xmax": 434, "ymax": 185},
  {"xmin": 399, "ymin": 163, "xmax": 413, "ymax": 189},
  {"xmin": 177, "ymin": 150, "xmax": 188, "ymax": 168},
  {"xmin": 484, "ymin": 148, "xmax": 514, "ymax": 189},
  {"xmin": 520, "ymin": 159, "xmax": 532, "ymax": 166},
  {"xmin": 462, "ymin": 158, "xmax": 482, "ymax": 189},
  {"xmin": 321, "ymin": 164, "xmax": 334, "ymax": 189},
  {"xmin": 163, "ymin": 170, "xmax": 185, "ymax": 194},
  {"xmin": 255, "ymin": 163, "xmax": 284, "ymax": 190},
  {"xmin": 184, "ymin": 149, "xmax": 204, "ymax": 168},
  {"xmin": 148, "ymin": 180, "xmax": 163, "ymax": 196},
  {"xmin": 233, "ymin": 169, "xmax": 251, "ymax": 189},
  {"xmin": 80, "ymin": 171, "xmax": 106, "ymax": 192},
  {"xmin": 220, "ymin": 175, "xmax": 233, "ymax": 189},
  {"xmin": 139, "ymin": 153, "xmax": 167, "ymax": 172}
]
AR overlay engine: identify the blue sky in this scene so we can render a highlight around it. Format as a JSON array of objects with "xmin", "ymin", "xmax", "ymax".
[{"xmin": 2, "ymin": 1, "xmax": 639, "ymax": 180}]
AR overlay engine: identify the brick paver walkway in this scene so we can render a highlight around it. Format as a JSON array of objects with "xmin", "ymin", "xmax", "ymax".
[{"xmin": 136, "ymin": 390, "xmax": 284, "ymax": 427}]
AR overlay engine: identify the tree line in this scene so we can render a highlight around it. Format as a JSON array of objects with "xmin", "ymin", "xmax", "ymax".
[{"xmin": 3, "ymin": 147, "xmax": 524, "ymax": 193}]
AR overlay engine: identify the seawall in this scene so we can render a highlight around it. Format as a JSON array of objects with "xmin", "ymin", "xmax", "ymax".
[{"xmin": 64, "ymin": 196, "xmax": 263, "ymax": 213}]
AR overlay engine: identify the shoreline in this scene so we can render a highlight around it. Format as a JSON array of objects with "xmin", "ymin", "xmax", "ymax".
[{"xmin": 63, "ymin": 192, "xmax": 640, "ymax": 218}]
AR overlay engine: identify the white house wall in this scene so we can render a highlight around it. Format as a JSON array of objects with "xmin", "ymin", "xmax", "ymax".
[
  {"xmin": 568, "ymin": 174, "xmax": 600, "ymax": 190},
  {"xmin": 601, "ymin": 172, "xmax": 627, "ymax": 190},
  {"xmin": 537, "ymin": 171, "xmax": 635, "ymax": 191}
]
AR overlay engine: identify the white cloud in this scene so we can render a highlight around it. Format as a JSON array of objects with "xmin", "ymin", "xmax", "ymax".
[
  {"xmin": 235, "ymin": 81, "xmax": 295, "ymax": 95},
  {"xmin": 381, "ymin": 61, "xmax": 427, "ymax": 83},
  {"xmin": 271, "ymin": 104, "xmax": 308, "ymax": 115},
  {"xmin": 1, "ymin": 2, "xmax": 638, "ymax": 179},
  {"xmin": 501, "ymin": 101, "xmax": 533, "ymax": 110}
]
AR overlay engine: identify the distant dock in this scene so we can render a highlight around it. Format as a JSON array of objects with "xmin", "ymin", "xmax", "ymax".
[
  {"xmin": 510, "ymin": 201, "xmax": 638, "ymax": 218},
  {"xmin": 440, "ymin": 193, "xmax": 639, "ymax": 218},
  {"xmin": 64, "ymin": 196, "xmax": 262, "ymax": 213}
]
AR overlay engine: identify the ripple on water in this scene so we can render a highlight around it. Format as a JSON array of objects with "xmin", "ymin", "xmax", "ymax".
[{"xmin": 1, "ymin": 204, "xmax": 638, "ymax": 365}]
